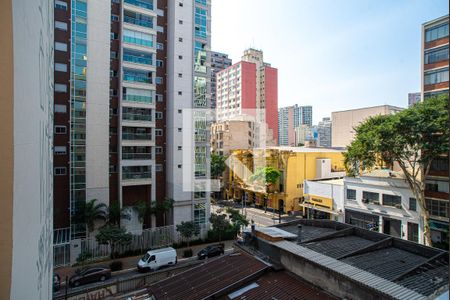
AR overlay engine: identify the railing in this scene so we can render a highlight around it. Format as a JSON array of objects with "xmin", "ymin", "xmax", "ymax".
[
  {"xmin": 124, "ymin": 0, "xmax": 153, "ymax": 10},
  {"xmin": 123, "ymin": 53, "xmax": 153, "ymax": 65},
  {"xmin": 124, "ymin": 15, "xmax": 153, "ymax": 29},
  {"xmin": 123, "ymin": 94, "xmax": 153, "ymax": 104},
  {"xmin": 123, "ymin": 36, "xmax": 153, "ymax": 48},
  {"xmin": 123, "ymin": 73, "xmax": 152, "ymax": 84},
  {"xmin": 122, "ymin": 132, "xmax": 152, "ymax": 140},
  {"xmin": 122, "ymin": 113, "xmax": 152, "ymax": 122},
  {"xmin": 122, "ymin": 153, "xmax": 152, "ymax": 160},
  {"xmin": 122, "ymin": 171, "xmax": 151, "ymax": 180}
]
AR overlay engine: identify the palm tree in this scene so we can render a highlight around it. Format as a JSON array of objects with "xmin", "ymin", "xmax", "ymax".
[
  {"xmin": 82, "ymin": 199, "xmax": 107, "ymax": 238},
  {"xmin": 135, "ymin": 201, "xmax": 157, "ymax": 228},
  {"xmin": 156, "ymin": 198, "xmax": 174, "ymax": 226},
  {"xmin": 107, "ymin": 202, "xmax": 130, "ymax": 228}
]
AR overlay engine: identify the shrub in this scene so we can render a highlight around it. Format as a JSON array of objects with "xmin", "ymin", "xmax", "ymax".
[
  {"xmin": 109, "ymin": 261, "xmax": 123, "ymax": 271},
  {"xmin": 183, "ymin": 249, "xmax": 193, "ymax": 258}
]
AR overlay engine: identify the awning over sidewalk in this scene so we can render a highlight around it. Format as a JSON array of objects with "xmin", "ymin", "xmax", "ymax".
[{"xmin": 300, "ymin": 203, "xmax": 341, "ymax": 215}]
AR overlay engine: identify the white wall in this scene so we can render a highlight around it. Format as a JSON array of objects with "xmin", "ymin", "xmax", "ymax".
[
  {"xmin": 85, "ymin": 0, "xmax": 111, "ymax": 207},
  {"xmin": 344, "ymin": 176, "xmax": 423, "ymax": 244},
  {"xmin": 11, "ymin": 0, "xmax": 53, "ymax": 298},
  {"xmin": 304, "ymin": 180, "xmax": 344, "ymax": 221}
]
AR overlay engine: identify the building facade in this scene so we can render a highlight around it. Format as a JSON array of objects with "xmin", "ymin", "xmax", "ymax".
[
  {"xmin": 331, "ymin": 105, "xmax": 403, "ymax": 148},
  {"xmin": 421, "ymin": 15, "xmax": 449, "ymax": 99},
  {"xmin": 0, "ymin": 0, "xmax": 54, "ymax": 298},
  {"xmin": 278, "ymin": 105, "xmax": 312, "ymax": 146},
  {"xmin": 226, "ymin": 147, "xmax": 345, "ymax": 214},
  {"xmin": 210, "ymin": 51, "xmax": 232, "ymax": 109},
  {"xmin": 294, "ymin": 124, "xmax": 314, "ymax": 146},
  {"xmin": 316, "ymin": 117, "xmax": 332, "ymax": 147},
  {"xmin": 53, "ymin": 0, "xmax": 212, "ymax": 239},
  {"xmin": 408, "ymin": 92, "xmax": 421, "ymax": 107},
  {"xmin": 421, "ymin": 15, "xmax": 449, "ymax": 249},
  {"xmin": 216, "ymin": 48, "xmax": 278, "ymax": 145}
]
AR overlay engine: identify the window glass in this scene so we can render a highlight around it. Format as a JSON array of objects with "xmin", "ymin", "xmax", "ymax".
[
  {"xmin": 55, "ymin": 21, "xmax": 68, "ymax": 31},
  {"xmin": 424, "ymin": 46, "xmax": 449, "ymax": 64},
  {"xmin": 382, "ymin": 194, "xmax": 401, "ymax": 207},
  {"xmin": 424, "ymin": 68, "xmax": 449, "ymax": 85},
  {"xmin": 55, "ymin": 83, "xmax": 67, "ymax": 93},
  {"xmin": 362, "ymin": 191, "xmax": 379, "ymax": 203},
  {"xmin": 425, "ymin": 23, "xmax": 449, "ymax": 42},
  {"xmin": 55, "ymin": 42, "xmax": 68, "ymax": 52},
  {"xmin": 409, "ymin": 198, "xmax": 417, "ymax": 211},
  {"xmin": 55, "ymin": 63, "xmax": 68, "ymax": 72},
  {"xmin": 346, "ymin": 189, "xmax": 356, "ymax": 200}
]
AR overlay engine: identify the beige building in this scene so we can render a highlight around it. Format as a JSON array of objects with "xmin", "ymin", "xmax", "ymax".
[
  {"xmin": 331, "ymin": 105, "xmax": 403, "ymax": 148},
  {"xmin": 211, "ymin": 116, "xmax": 275, "ymax": 156}
]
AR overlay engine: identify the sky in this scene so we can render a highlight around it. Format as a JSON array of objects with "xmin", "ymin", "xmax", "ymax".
[{"xmin": 211, "ymin": 0, "xmax": 449, "ymax": 124}]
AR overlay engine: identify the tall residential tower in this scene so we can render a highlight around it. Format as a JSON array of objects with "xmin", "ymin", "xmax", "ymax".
[{"xmin": 278, "ymin": 105, "xmax": 312, "ymax": 146}]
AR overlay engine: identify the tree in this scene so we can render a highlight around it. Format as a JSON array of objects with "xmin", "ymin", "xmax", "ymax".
[
  {"xmin": 226, "ymin": 208, "xmax": 249, "ymax": 234},
  {"xmin": 211, "ymin": 153, "xmax": 227, "ymax": 179},
  {"xmin": 135, "ymin": 201, "xmax": 157, "ymax": 226},
  {"xmin": 176, "ymin": 221, "xmax": 200, "ymax": 248},
  {"xmin": 249, "ymin": 167, "xmax": 281, "ymax": 212},
  {"xmin": 107, "ymin": 202, "xmax": 130, "ymax": 228},
  {"xmin": 96, "ymin": 226, "xmax": 132, "ymax": 259},
  {"xmin": 209, "ymin": 213, "xmax": 231, "ymax": 242},
  {"xmin": 156, "ymin": 198, "xmax": 174, "ymax": 226},
  {"xmin": 75, "ymin": 199, "xmax": 107, "ymax": 238},
  {"xmin": 344, "ymin": 95, "xmax": 448, "ymax": 246}
]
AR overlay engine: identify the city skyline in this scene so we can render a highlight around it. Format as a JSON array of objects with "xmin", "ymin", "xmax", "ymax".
[{"xmin": 212, "ymin": 0, "xmax": 449, "ymax": 123}]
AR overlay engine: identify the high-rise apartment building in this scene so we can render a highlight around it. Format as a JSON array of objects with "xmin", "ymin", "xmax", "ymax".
[
  {"xmin": 210, "ymin": 51, "xmax": 232, "ymax": 109},
  {"xmin": 421, "ymin": 15, "xmax": 449, "ymax": 247},
  {"xmin": 53, "ymin": 0, "xmax": 212, "ymax": 238},
  {"xmin": 331, "ymin": 105, "xmax": 403, "ymax": 148},
  {"xmin": 421, "ymin": 15, "xmax": 449, "ymax": 100},
  {"xmin": 294, "ymin": 125, "xmax": 314, "ymax": 146},
  {"xmin": 278, "ymin": 105, "xmax": 312, "ymax": 146},
  {"xmin": 1, "ymin": 0, "xmax": 54, "ymax": 298},
  {"xmin": 216, "ymin": 48, "xmax": 278, "ymax": 145},
  {"xmin": 408, "ymin": 92, "xmax": 421, "ymax": 107},
  {"xmin": 317, "ymin": 117, "xmax": 332, "ymax": 148}
]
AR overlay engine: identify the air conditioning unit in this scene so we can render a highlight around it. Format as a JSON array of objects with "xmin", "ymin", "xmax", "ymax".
[{"xmin": 362, "ymin": 198, "xmax": 369, "ymax": 204}]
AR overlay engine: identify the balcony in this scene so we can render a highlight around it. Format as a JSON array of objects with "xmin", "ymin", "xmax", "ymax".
[
  {"xmin": 122, "ymin": 132, "xmax": 152, "ymax": 140},
  {"xmin": 124, "ymin": 15, "xmax": 153, "ymax": 29},
  {"xmin": 123, "ymin": 73, "xmax": 152, "ymax": 84},
  {"xmin": 123, "ymin": 54, "xmax": 153, "ymax": 66},
  {"xmin": 124, "ymin": 0, "xmax": 153, "ymax": 10},
  {"xmin": 122, "ymin": 171, "xmax": 151, "ymax": 180},
  {"xmin": 123, "ymin": 113, "xmax": 152, "ymax": 122},
  {"xmin": 123, "ymin": 93, "xmax": 153, "ymax": 104},
  {"xmin": 122, "ymin": 153, "xmax": 152, "ymax": 160}
]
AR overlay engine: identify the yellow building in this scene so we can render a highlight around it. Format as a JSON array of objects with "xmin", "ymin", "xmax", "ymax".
[{"xmin": 226, "ymin": 147, "xmax": 345, "ymax": 214}]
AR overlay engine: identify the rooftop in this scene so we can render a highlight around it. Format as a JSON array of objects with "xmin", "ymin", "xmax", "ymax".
[
  {"xmin": 261, "ymin": 146, "xmax": 345, "ymax": 153},
  {"xmin": 259, "ymin": 220, "xmax": 449, "ymax": 299},
  {"xmin": 332, "ymin": 104, "xmax": 405, "ymax": 114},
  {"xmin": 360, "ymin": 169, "xmax": 405, "ymax": 179}
]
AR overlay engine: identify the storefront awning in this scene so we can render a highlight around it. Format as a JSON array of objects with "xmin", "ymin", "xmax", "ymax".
[{"xmin": 300, "ymin": 203, "xmax": 341, "ymax": 215}]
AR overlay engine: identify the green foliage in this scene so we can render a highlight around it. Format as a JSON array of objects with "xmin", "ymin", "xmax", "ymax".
[
  {"xmin": 75, "ymin": 199, "xmax": 107, "ymax": 234},
  {"xmin": 134, "ymin": 201, "xmax": 156, "ymax": 223},
  {"xmin": 176, "ymin": 221, "xmax": 200, "ymax": 247},
  {"xmin": 211, "ymin": 153, "xmax": 227, "ymax": 179},
  {"xmin": 107, "ymin": 202, "xmax": 130, "ymax": 227},
  {"xmin": 76, "ymin": 252, "xmax": 92, "ymax": 265},
  {"xmin": 344, "ymin": 94, "xmax": 448, "ymax": 246},
  {"xmin": 226, "ymin": 208, "xmax": 249, "ymax": 228},
  {"xmin": 249, "ymin": 167, "xmax": 281, "ymax": 186},
  {"xmin": 96, "ymin": 226, "xmax": 132, "ymax": 259},
  {"xmin": 209, "ymin": 213, "xmax": 232, "ymax": 241}
]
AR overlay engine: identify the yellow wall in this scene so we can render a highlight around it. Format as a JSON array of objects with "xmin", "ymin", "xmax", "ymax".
[{"xmin": 228, "ymin": 149, "xmax": 345, "ymax": 213}]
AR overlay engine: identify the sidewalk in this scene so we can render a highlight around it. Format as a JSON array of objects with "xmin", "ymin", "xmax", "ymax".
[{"xmin": 54, "ymin": 240, "xmax": 235, "ymax": 279}]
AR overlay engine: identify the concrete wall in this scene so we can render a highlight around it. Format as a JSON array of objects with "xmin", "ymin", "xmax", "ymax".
[
  {"xmin": 85, "ymin": 0, "xmax": 111, "ymax": 207},
  {"xmin": 304, "ymin": 179, "xmax": 345, "ymax": 221},
  {"xmin": 331, "ymin": 105, "xmax": 403, "ymax": 148},
  {"xmin": 0, "ymin": 0, "xmax": 54, "ymax": 298}
]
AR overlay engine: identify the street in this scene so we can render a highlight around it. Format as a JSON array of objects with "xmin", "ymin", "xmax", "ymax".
[{"xmin": 211, "ymin": 203, "xmax": 301, "ymax": 227}]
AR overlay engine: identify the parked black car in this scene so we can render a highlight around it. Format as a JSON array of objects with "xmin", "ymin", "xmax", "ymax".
[
  {"xmin": 53, "ymin": 273, "xmax": 61, "ymax": 292},
  {"xmin": 197, "ymin": 243, "xmax": 225, "ymax": 260},
  {"xmin": 69, "ymin": 267, "xmax": 111, "ymax": 287}
]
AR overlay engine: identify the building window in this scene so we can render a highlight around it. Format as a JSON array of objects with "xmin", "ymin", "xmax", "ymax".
[
  {"xmin": 110, "ymin": 32, "xmax": 118, "ymax": 40},
  {"xmin": 55, "ymin": 0, "xmax": 67, "ymax": 10},
  {"xmin": 109, "ymin": 165, "xmax": 117, "ymax": 173},
  {"xmin": 424, "ymin": 68, "xmax": 449, "ymax": 85},
  {"xmin": 407, "ymin": 222, "xmax": 419, "ymax": 243},
  {"xmin": 431, "ymin": 157, "xmax": 449, "ymax": 172},
  {"xmin": 194, "ymin": 203, "xmax": 206, "ymax": 224},
  {"xmin": 155, "ymin": 164, "xmax": 163, "ymax": 172},
  {"xmin": 111, "ymin": 51, "xmax": 118, "ymax": 59},
  {"xmin": 178, "ymin": 91, "xmax": 182, "ymax": 95},
  {"xmin": 178, "ymin": 128, "xmax": 182, "ymax": 132},
  {"xmin": 178, "ymin": 73, "xmax": 182, "ymax": 78},
  {"xmin": 55, "ymin": 125, "xmax": 67, "ymax": 134},
  {"xmin": 426, "ymin": 198, "xmax": 448, "ymax": 218},
  {"xmin": 54, "ymin": 167, "xmax": 67, "ymax": 176},
  {"xmin": 178, "ymin": 146, "xmax": 182, "ymax": 150},
  {"xmin": 382, "ymin": 194, "xmax": 402, "ymax": 207},
  {"xmin": 55, "ymin": 63, "xmax": 67, "ymax": 72},
  {"xmin": 409, "ymin": 198, "xmax": 417, "ymax": 211},
  {"xmin": 179, "ymin": 2, "xmax": 183, "ymax": 6},
  {"xmin": 111, "ymin": 14, "xmax": 119, "ymax": 22},
  {"xmin": 155, "ymin": 77, "xmax": 163, "ymax": 84},
  {"xmin": 178, "ymin": 109, "xmax": 182, "ymax": 113},
  {"xmin": 155, "ymin": 129, "xmax": 163, "ymax": 136},
  {"xmin": 179, "ymin": 37, "xmax": 183, "ymax": 42},
  {"xmin": 425, "ymin": 23, "xmax": 449, "ymax": 42},
  {"xmin": 178, "ymin": 164, "xmax": 182, "ymax": 168},
  {"xmin": 123, "ymin": 29, "xmax": 153, "ymax": 47},
  {"xmin": 362, "ymin": 191, "xmax": 379, "ymax": 204},
  {"xmin": 156, "ymin": 43, "xmax": 164, "ymax": 50},
  {"xmin": 155, "ymin": 111, "xmax": 163, "ymax": 119},
  {"xmin": 156, "ymin": 94, "xmax": 163, "ymax": 102},
  {"xmin": 425, "ymin": 46, "xmax": 449, "ymax": 65},
  {"xmin": 55, "ymin": 21, "xmax": 68, "ymax": 31},
  {"xmin": 346, "ymin": 189, "xmax": 356, "ymax": 200},
  {"xmin": 55, "ymin": 104, "xmax": 67, "ymax": 113},
  {"xmin": 54, "ymin": 146, "xmax": 67, "ymax": 155},
  {"xmin": 55, "ymin": 84, "xmax": 67, "ymax": 93},
  {"xmin": 55, "ymin": 42, "xmax": 68, "ymax": 52},
  {"xmin": 178, "ymin": 55, "xmax": 183, "ymax": 60},
  {"xmin": 156, "ymin": 60, "xmax": 164, "ymax": 67},
  {"xmin": 179, "ymin": 20, "xmax": 183, "ymax": 24},
  {"xmin": 155, "ymin": 147, "xmax": 163, "ymax": 154}
]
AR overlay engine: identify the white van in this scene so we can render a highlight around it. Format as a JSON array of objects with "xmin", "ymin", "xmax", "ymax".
[{"xmin": 137, "ymin": 247, "xmax": 177, "ymax": 272}]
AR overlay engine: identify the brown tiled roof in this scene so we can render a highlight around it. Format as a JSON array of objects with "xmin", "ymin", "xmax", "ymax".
[
  {"xmin": 148, "ymin": 251, "xmax": 269, "ymax": 300},
  {"xmin": 224, "ymin": 271, "xmax": 337, "ymax": 300}
]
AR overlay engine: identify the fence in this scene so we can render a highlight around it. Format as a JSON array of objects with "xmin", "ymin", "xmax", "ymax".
[{"xmin": 54, "ymin": 223, "xmax": 210, "ymax": 267}]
